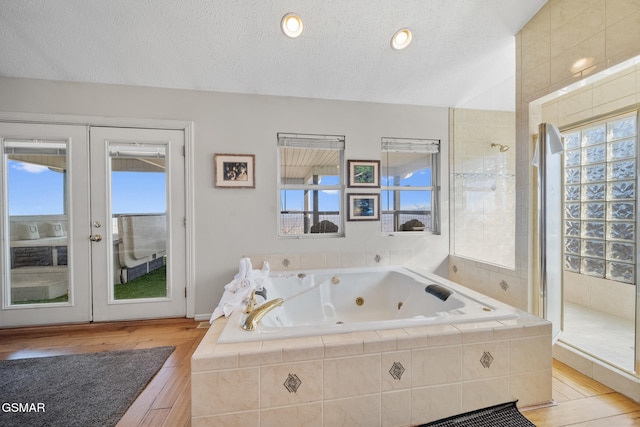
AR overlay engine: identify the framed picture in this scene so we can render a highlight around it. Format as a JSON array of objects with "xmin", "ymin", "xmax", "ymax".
[
  {"xmin": 347, "ymin": 193, "xmax": 380, "ymax": 221},
  {"xmin": 348, "ymin": 160, "xmax": 380, "ymax": 188},
  {"xmin": 214, "ymin": 153, "xmax": 255, "ymax": 188}
]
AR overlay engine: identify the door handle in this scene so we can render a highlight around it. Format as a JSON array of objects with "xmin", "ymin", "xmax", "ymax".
[{"xmin": 89, "ymin": 234, "xmax": 103, "ymax": 242}]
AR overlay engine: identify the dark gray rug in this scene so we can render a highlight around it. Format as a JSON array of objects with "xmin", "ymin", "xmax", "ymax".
[
  {"xmin": 418, "ymin": 401, "xmax": 536, "ymax": 427},
  {"xmin": 0, "ymin": 346, "xmax": 174, "ymax": 427}
]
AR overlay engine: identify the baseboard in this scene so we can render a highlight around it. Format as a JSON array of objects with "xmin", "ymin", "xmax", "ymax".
[{"xmin": 194, "ymin": 313, "xmax": 212, "ymax": 322}]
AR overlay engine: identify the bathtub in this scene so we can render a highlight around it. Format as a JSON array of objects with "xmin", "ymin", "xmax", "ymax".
[
  {"xmin": 217, "ymin": 266, "xmax": 518, "ymax": 343},
  {"xmin": 193, "ymin": 265, "xmax": 552, "ymax": 425}
]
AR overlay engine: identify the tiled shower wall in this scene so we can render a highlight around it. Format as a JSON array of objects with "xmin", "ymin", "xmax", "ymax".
[
  {"xmin": 451, "ymin": 108, "xmax": 516, "ymax": 269},
  {"xmin": 448, "ymin": 109, "xmax": 526, "ymax": 311},
  {"xmin": 518, "ymin": 0, "xmax": 640, "ymax": 302}
]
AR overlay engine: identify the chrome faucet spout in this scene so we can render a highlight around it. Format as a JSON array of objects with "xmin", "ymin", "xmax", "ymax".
[{"xmin": 241, "ymin": 298, "xmax": 284, "ymax": 331}]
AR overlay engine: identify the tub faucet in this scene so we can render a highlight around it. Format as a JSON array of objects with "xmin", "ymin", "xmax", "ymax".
[
  {"xmin": 244, "ymin": 290, "xmax": 257, "ymax": 313},
  {"xmin": 242, "ymin": 298, "xmax": 284, "ymax": 331}
]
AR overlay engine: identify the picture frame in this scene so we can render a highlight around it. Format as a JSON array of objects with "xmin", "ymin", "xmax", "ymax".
[
  {"xmin": 214, "ymin": 153, "xmax": 255, "ymax": 188},
  {"xmin": 347, "ymin": 193, "xmax": 380, "ymax": 221},
  {"xmin": 347, "ymin": 160, "xmax": 380, "ymax": 188}
]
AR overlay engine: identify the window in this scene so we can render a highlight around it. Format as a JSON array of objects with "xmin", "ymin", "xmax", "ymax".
[
  {"xmin": 563, "ymin": 112, "xmax": 637, "ymax": 284},
  {"xmin": 381, "ymin": 137, "xmax": 440, "ymax": 233},
  {"xmin": 277, "ymin": 133, "xmax": 345, "ymax": 237}
]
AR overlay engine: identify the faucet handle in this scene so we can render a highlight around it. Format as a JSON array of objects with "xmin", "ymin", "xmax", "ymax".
[{"xmin": 244, "ymin": 290, "xmax": 257, "ymax": 313}]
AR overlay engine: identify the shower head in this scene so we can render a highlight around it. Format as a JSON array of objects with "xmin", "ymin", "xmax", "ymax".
[{"xmin": 491, "ymin": 143, "xmax": 509, "ymax": 152}]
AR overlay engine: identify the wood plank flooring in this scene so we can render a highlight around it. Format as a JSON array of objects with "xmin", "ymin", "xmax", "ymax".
[
  {"xmin": 0, "ymin": 318, "xmax": 207, "ymax": 427},
  {"xmin": 0, "ymin": 318, "xmax": 638, "ymax": 426},
  {"xmin": 523, "ymin": 360, "xmax": 640, "ymax": 426}
]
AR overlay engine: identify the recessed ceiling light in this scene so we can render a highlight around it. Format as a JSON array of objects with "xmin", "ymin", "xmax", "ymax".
[
  {"xmin": 281, "ymin": 13, "xmax": 303, "ymax": 38},
  {"xmin": 391, "ymin": 28, "xmax": 412, "ymax": 50}
]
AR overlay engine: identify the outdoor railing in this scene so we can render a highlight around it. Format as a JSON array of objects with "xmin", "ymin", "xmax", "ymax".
[
  {"xmin": 280, "ymin": 210, "xmax": 431, "ymax": 234},
  {"xmin": 280, "ymin": 211, "xmax": 340, "ymax": 235}
]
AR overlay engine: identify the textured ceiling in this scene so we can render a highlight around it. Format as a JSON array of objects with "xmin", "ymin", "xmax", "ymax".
[{"xmin": 0, "ymin": 0, "xmax": 546, "ymax": 111}]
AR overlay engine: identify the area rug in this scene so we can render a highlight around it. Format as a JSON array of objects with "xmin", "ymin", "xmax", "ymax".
[
  {"xmin": 0, "ymin": 346, "xmax": 174, "ymax": 427},
  {"xmin": 418, "ymin": 401, "xmax": 536, "ymax": 427}
]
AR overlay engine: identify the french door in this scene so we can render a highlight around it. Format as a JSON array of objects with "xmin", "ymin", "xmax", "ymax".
[
  {"xmin": 0, "ymin": 123, "xmax": 186, "ymax": 327},
  {"xmin": 90, "ymin": 127, "xmax": 186, "ymax": 321}
]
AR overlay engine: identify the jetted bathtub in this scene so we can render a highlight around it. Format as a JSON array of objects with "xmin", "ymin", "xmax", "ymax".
[{"xmin": 217, "ymin": 266, "xmax": 519, "ymax": 343}]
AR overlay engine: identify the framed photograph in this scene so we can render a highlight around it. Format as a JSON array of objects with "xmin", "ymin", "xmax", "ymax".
[
  {"xmin": 347, "ymin": 193, "xmax": 380, "ymax": 221},
  {"xmin": 348, "ymin": 160, "xmax": 380, "ymax": 188},
  {"xmin": 214, "ymin": 154, "xmax": 255, "ymax": 188}
]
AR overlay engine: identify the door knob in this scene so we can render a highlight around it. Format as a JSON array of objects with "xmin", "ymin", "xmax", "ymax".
[{"xmin": 89, "ymin": 234, "xmax": 102, "ymax": 242}]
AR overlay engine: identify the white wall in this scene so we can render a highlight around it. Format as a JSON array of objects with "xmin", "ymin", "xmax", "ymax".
[{"xmin": 0, "ymin": 76, "xmax": 450, "ymax": 319}]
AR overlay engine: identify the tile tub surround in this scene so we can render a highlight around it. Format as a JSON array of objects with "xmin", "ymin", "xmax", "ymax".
[{"xmin": 192, "ymin": 312, "xmax": 551, "ymax": 426}]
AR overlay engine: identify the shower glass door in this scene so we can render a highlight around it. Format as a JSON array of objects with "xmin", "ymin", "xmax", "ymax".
[{"xmin": 561, "ymin": 112, "xmax": 638, "ymax": 375}]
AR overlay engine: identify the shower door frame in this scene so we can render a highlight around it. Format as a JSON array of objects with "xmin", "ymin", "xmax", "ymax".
[{"xmin": 537, "ymin": 123, "xmax": 564, "ymax": 345}]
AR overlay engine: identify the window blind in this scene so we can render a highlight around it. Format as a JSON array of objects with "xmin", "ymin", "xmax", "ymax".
[
  {"xmin": 278, "ymin": 133, "xmax": 345, "ymax": 149},
  {"xmin": 382, "ymin": 137, "xmax": 439, "ymax": 153}
]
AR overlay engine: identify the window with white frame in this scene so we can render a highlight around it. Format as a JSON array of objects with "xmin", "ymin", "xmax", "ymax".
[
  {"xmin": 277, "ymin": 133, "xmax": 345, "ymax": 237},
  {"xmin": 563, "ymin": 111, "xmax": 638, "ymax": 284},
  {"xmin": 381, "ymin": 137, "xmax": 440, "ymax": 234}
]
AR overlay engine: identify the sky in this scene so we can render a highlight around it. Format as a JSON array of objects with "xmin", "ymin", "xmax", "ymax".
[
  {"xmin": 10, "ymin": 159, "xmax": 430, "ymax": 216},
  {"xmin": 7, "ymin": 160, "xmax": 166, "ymax": 216}
]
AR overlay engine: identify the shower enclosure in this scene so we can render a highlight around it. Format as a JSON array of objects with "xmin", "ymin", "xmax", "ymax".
[{"xmin": 536, "ymin": 112, "xmax": 639, "ymax": 380}]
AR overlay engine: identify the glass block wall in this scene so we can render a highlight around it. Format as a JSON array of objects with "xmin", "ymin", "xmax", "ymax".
[{"xmin": 563, "ymin": 112, "xmax": 638, "ymax": 284}]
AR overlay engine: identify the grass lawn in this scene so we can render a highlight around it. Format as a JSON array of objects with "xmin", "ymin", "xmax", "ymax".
[
  {"xmin": 12, "ymin": 265, "xmax": 167, "ymax": 304},
  {"xmin": 114, "ymin": 265, "xmax": 167, "ymax": 300}
]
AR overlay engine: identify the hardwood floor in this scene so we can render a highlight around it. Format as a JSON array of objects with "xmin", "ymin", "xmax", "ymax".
[
  {"xmin": 0, "ymin": 318, "xmax": 207, "ymax": 427},
  {"xmin": 523, "ymin": 360, "xmax": 640, "ymax": 426},
  {"xmin": 0, "ymin": 318, "xmax": 638, "ymax": 426}
]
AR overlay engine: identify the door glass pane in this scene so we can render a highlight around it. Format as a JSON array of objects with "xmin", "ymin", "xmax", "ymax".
[
  {"xmin": 4, "ymin": 139, "xmax": 69, "ymax": 305},
  {"xmin": 110, "ymin": 143, "xmax": 167, "ymax": 300}
]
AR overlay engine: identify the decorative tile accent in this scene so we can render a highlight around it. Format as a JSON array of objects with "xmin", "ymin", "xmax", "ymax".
[
  {"xmin": 374, "ymin": 254, "xmax": 382, "ymax": 263},
  {"xmin": 452, "ymin": 265, "xmax": 458, "ymax": 273},
  {"xmin": 282, "ymin": 258, "xmax": 290, "ymax": 267},
  {"xmin": 499, "ymin": 280, "xmax": 509, "ymax": 291},
  {"xmin": 480, "ymin": 351, "xmax": 494, "ymax": 368},
  {"xmin": 284, "ymin": 373, "xmax": 302, "ymax": 393},
  {"xmin": 389, "ymin": 362, "xmax": 405, "ymax": 380}
]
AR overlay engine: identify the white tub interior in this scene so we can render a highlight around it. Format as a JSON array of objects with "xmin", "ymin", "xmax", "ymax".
[{"xmin": 217, "ymin": 266, "xmax": 518, "ymax": 343}]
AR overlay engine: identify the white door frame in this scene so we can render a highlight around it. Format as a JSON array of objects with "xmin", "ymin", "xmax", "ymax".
[{"xmin": 0, "ymin": 112, "xmax": 196, "ymax": 319}]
